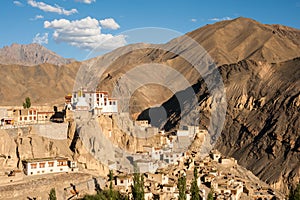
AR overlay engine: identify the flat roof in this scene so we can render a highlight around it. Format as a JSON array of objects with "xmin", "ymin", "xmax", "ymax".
[{"xmin": 23, "ymin": 156, "xmax": 69, "ymax": 163}]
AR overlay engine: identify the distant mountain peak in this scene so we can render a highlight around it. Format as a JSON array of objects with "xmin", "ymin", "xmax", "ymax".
[{"xmin": 0, "ymin": 43, "xmax": 75, "ymax": 66}]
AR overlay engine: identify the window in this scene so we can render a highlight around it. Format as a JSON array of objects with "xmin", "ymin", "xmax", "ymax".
[
  {"xmin": 50, "ymin": 169, "xmax": 53, "ymax": 172},
  {"xmin": 20, "ymin": 117, "xmax": 22, "ymax": 121},
  {"xmin": 24, "ymin": 117, "xmax": 27, "ymax": 121},
  {"xmin": 39, "ymin": 163, "xmax": 45, "ymax": 168},
  {"xmin": 30, "ymin": 163, "xmax": 37, "ymax": 169},
  {"xmin": 34, "ymin": 117, "xmax": 36, "ymax": 120},
  {"xmin": 109, "ymin": 101, "xmax": 112, "ymax": 105},
  {"xmin": 37, "ymin": 171, "xmax": 40, "ymax": 174},
  {"xmin": 113, "ymin": 101, "xmax": 116, "ymax": 105},
  {"xmin": 48, "ymin": 162, "xmax": 54, "ymax": 167},
  {"xmin": 58, "ymin": 160, "xmax": 67, "ymax": 166},
  {"xmin": 29, "ymin": 117, "xmax": 32, "ymax": 120},
  {"xmin": 60, "ymin": 168, "xmax": 63, "ymax": 171},
  {"xmin": 42, "ymin": 170, "xmax": 45, "ymax": 173},
  {"xmin": 31, "ymin": 172, "xmax": 33, "ymax": 175},
  {"xmin": 120, "ymin": 180, "xmax": 124, "ymax": 184}
]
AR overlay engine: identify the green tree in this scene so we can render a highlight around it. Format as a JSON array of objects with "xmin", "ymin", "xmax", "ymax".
[
  {"xmin": 177, "ymin": 174, "xmax": 186, "ymax": 200},
  {"xmin": 108, "ymin": 170, "xmax": 116, "ymax": 200},
  {"xmin": 23, "ymin": 97, "xmax": 31, "ymax": 109},
  {"xmin": 190, "ymin": 168, "xmax": 200, "ymax": 200},
  {"xmin": 289, "ymin": 182, "xmax": 300, "ymax": 200},
  {"xmin": 207, "ymin": 187, "xmax": 214, "ymax": 200},
  {"xmin": 49, "ymin": 188, "xmax": 57, "ymax": 200},
  {"xmin": 131, "ymin": 166, "xmax": 144, "ymax": 200}
]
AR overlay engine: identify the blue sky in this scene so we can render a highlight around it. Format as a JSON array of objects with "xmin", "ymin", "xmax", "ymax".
[{"xmin": 1, "ymin": 0, "xmax": 299, "ymax": 60}]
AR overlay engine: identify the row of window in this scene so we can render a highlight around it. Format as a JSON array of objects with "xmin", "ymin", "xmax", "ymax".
[
  {"xmin": 73, "ymin": 93, "xmax": 106, "ymax": 98},
  {"xmin": 20, "ymin": 116, "xmax": 37, "ymax": 121},
  {"xmin": 30, "ymin": 161, "xmax": 67, "ymax": 169}
]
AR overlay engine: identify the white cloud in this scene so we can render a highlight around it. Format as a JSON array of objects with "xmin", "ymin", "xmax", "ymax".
[
  {"xmin": 27, "ymin": 0, "xmax": 78, "ymax": 16},
  {"xmin": 191, "ymin": 18, "xmax": 197, "ymax": 22},
  {"xmin": 13, "ymin": 1, "xmax": 23, "ymax": 6},
  {"xmin": 208, "ymin": 16, "xmax": 232, "ymax": 22},
  {"xmin": 30, "ymin": 15, "xmax": 44, "ymax": 20},
  {"xmin": 32, "ymin": 33, "xmax": 48, "ymax": 45},
  {"xmin": 44, "ymin": 17, "xmax": 126, "ymax": 50},
  {"xmin": 75, "ymin": 0, "xmax": 96, "ymax": 4},
  {"xmin": 99, "ymin": 18, "xmax": 120, "ymax": 30}
]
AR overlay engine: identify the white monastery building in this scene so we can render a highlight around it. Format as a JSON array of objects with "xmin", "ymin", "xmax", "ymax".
[{"xmin": 68, "ymin": 89, "xmax": 118, "ymax": 115}]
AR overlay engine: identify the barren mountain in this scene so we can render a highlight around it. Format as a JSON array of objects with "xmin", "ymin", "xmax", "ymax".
[
  {"xmin": 0, "ymin": 62, "xmax": 80, "ymax": 106},
  {"xmin": 92, "ymin": 18, "xmax": 300, "ymax": 116},
  {"xmin": 0, "ymin": 43, "xmax": 75, "ymax": 66}
]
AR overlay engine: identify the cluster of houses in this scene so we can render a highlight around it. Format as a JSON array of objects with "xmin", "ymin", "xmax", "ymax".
[
  {"xmin": 0, "ymin": 107, "xmax": 57, "ymax": 128},
  {"xmin": 107, "ymin": 149, "xmax": 280, "ymax": 200},
  {"xmin": 109, "ymin": 124, "xmax": 206, "ymax": 174}
]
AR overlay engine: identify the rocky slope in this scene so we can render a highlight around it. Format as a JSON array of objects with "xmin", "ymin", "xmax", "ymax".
[
  {"xmin": 138, "ymin": 58, "xmax": 300, "ymax": 193},
  {"xmin": 0, "ymin": 62, "xmax": 80, "ymax": 106},
  {"xmin": 0, "ymin": 43, "xmax": 75, "ymax": 66}
]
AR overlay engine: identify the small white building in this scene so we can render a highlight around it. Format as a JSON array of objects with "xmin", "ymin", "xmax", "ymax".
[
  {"xmin": 135, "ymin": 159, "xmax": 159, "ymax": 173},
  {"xmin": 162, "ymin": 151, "xmax": 185, "ymax": 164},
  {"xmin": 210, "ymin": 149, "xmax": 221, "ymax": 162},
  {"xmin": 22, "ymin": 157, "xmax": 72, "ymax": 175},
  {"xmin": 115, "ymin": 175, "xmax": 133, "ymax": 191},
  {"xmin": 13, "ymin": 108, "xmax": 38, "ymax": 125},
  {"xmin": 134, "ymin": 120, "xmax": 150, "ymax": 127},
  {"xmin": 146, "ymin": 173, "xmax": 169, "ymax": 185}
]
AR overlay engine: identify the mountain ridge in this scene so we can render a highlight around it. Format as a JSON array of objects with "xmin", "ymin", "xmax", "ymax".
[{"xmin": 0, "ymin": 43, "xmax": 75, "ymax": 66}]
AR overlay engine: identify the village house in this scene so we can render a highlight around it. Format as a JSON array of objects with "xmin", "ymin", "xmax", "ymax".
[
  {"xmin": 37, "ymin": 111, "xmax": 55, "ymax": 123},
  {"xmin": 114, "ymin": 175, "xmax": 133, "ymax": 192},
  {"xmin": 135, "ymin": 159, "xmax": 159, "ymax": 173},
  {"xmin": 134, "ymin": 120, "xmax": 150, "ymax": 127},
  {"xmin": 13, "ymin": 108, "xmax": 37, "ymax": 125},
  {"xmin": 212, "ymin": 178, "xmax": 244, "ymax": 200},
  {"xmin": 22, "ymin": 157, "xmax": 76, "ymax": 176},
  {"xmin": 145, "ymin": 173, "xmax": 169, "ymax": 185},
  {"xmin": 210, "ymin": 149, "xmax": 222, "ymax": 162},
  {"xmin": 0, "ymin": 117, "xmax": 14, "ymax": 127},
  {"xmin": 162, "ymin": 151, "xmax": 185, "ymax": 164}
]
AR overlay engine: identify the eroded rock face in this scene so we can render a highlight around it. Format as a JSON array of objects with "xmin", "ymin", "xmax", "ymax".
[{"xmin": 0, "ymin": 122, "xmax": 108, "ymax": 175}]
